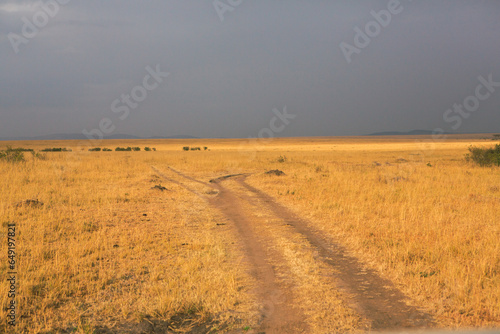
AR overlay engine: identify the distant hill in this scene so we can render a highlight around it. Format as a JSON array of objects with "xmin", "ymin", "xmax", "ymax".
[
  {"xmin": 0, "ymin": 133, "xmax": 198, "ymax": 141},
  {"xmin": 149, "ymin": 135, "xmax": 198, "ymax": 139},
  {"xmin": 366, "ymin": 130, "xmax": 452, "ymax": 136}
]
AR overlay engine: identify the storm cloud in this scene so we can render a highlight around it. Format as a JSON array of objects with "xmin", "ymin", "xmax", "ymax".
[{"xmin": 1, "ymin": 0, "xmax": 499, "ymax": 138}]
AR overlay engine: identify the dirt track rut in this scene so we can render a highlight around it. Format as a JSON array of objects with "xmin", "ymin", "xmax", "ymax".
[{"xmin": 153, "ymin": 167, "xmax": 434, "ymax": 333}]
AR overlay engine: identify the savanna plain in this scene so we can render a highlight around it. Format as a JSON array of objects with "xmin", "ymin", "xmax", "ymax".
[{"xmin": 1, "ymin": 135, "xmax": 499, "ymax": 333}]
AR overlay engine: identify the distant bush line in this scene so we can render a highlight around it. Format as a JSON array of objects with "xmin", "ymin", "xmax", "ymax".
[
  {"xmin": 91, "ymin": 147, "xmax": 156, "ymax": 152},
  {"xmin": 0, "ymin": 147, "xmax": 45, "ymax": 163},
  {"xmin": 36, "ymin": 147, "xmax": 157, "ymax": 152},
  {"xmin": 182, "ymin": 146, "xmax": 208, "ymax": 151},
  {"xmin": 41, "ymin": 148, "xmax": 72, "ymax": 152},
  {"xmin": 0, "ymin": 146, "xmax": 157, "ymax": 163},
  {"xmin": 114, "ymin": 147, "xmax": 137, "ymax": 151},
  {"xmin": 6, "ymin": 147, "xmax": 34, "ymax": 152},
  {"xmin": 466, "ymin": 144, "xmax": 500, "ymax": 167}
]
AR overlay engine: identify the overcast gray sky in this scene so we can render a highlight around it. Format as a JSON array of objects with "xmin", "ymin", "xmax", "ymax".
[{"xmin": 1, "ymin": 0, "xmax": 499, "ymax": 138}]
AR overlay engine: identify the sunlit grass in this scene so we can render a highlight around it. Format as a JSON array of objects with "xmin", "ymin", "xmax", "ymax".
[{"xmin": 0, "ymin": 135, "xmax": 499, "ymax": 332}]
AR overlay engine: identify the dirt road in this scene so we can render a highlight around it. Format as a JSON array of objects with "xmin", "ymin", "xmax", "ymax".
[{"xmin": 153, "ymin": 167, "xmax": 434, "ymax": 333}]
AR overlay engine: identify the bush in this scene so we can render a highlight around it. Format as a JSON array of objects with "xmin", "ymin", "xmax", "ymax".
[
  {"xmin": 204, "ymin": 147, "xmax": 208, "ymax": 151},
  {"xmin": 183, "ymin": 146, "xmax": 190, "ymax": 151},
  {"xmin": 190, "ymin": 147, "xmax": 201, "ymax": 151},
  {"xmin": 115, "ymin": 147, "xmax": 132, "ymax": 151},
  {"xmin": 0, "ymin": 147, "xmax": 25, "ymax": 163},
  {"xmin": 152, "ymin": 148, "xmax": 156, "ymax": 151},
  {"xmin": 88, "ymin": 147, "xmax": 101, "ymax": 152},
  {"xmin": 144, "ymin": 147, "xmax": 151, "ymax": 151},
  {"xmin": 8, "ymin": 147, "xmax": 34, "ymax": 152},
  {"xmin": 132, "ymin": 147, "xmax": 141, "ymax": 151},
  {"xmin": 103, "ymin": 148, "xmax": 112, "ymax": 152},
  {"xmin": 41, "ymin": 148, "xmax": 72, "ymax": 152},
  {"xmin": 466, "ymin": 145, "xmax": 500, "ymax": 167}
]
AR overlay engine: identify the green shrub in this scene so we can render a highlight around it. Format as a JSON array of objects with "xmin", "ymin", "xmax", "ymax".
[
  {"xmin": 41, "ymin": 148, "xmax": 72, "ymax": 152},
  {"xmin": 465, "ymin": 145, "xmax": 500, "ymax": 167},
  {"xmin": 144, "ymin": 147, "xmax": 151, "ymax": 151},
  {"xmin": 103, "ymin": 148, "xmax": 112, "ymax": 152},
  {"xmin": 8, "ymin": 147, "xmax": 34, "ymax": 152},
  {"xmin": 0, "ymin": 147, "xmax": 25, "ymax": 163},
  {"xmin": 115, "ymin": 147, "xmax": 132, "ymax": 151},
  {"xmin": 132, "ymin": 147, "xmax": 141, "ymax": 151},
  {"xmin": 88, "ymin": 147, "xmax": 101, "ymax": 152},
  {"xmin": 183, "ymin": 146, "xmax": 190, "ymax": 151},
  {"xmin": 190, "ymin": 147, "xmax": 201, "ymax": 151}
]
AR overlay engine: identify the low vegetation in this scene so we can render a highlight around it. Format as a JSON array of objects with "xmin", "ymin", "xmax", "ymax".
[
  {"xmin": 115, "ymin": 147, "xmax": 132, "ymax": 151},
  {"xmin": 5, "ymin": 147, "xmax": 33, "ymax": 152},
  {"xmin": 0, "ymin": 147, "xmax": 27, "ymax": 162},
  {"xmin": 113, "ymin": 147, "xmax": 154, "ymax": 152},
  {"xmin": 466, "ymin": 144, "xmax": 500, "ymax": 166},
  {"xmin": 41, "ymin": 148, "xmax": 72, "ymax": 152},
  {"xmin": 183, "ymin": 146, "xmax": 208, "ymax": 151},
  {"xmin": 0, "ymin": 144, "xmax": 257, "ymax": 333},
  {"xmin": 0, "ymin": 137, "xmax": 498, "ymax": 332}
]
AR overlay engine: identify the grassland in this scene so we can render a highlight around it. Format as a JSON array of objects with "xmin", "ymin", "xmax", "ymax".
[{"xmin": 1, "ymin": 135, "xmax": 499, "ymax": 333}]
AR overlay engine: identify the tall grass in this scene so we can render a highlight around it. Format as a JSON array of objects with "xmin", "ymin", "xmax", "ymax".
[
  {"xmin": 0, "ymin": 148, "xmax": 257, "ymax": 333},
  {"xmin": 1, "ymin": 136, "xmax": 498, "ymax": 331},
  {"xmin": 247, "ymin": 143, "xmax": 500, "ymax": 328}
]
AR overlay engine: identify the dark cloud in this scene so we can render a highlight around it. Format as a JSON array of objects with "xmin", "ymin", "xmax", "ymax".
[{"xmin": 0, "ymin": 0, "xmax": 499, "ymax": 138}]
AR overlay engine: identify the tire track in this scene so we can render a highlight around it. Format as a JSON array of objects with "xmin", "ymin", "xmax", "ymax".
[
  {"xmin": 210, "ymin": 180, "xmax": 310, "ymax": 333},
  {"xmin": 153, "ymin": 167, "xmax": 434, "ymax": 332},
  {"xmin": 153, "ymin": 166, "xmax": 309, "ymax": 333},
  {"xmin": 236, "ymin": 177, "xmax": 434, "ymax": 330}
]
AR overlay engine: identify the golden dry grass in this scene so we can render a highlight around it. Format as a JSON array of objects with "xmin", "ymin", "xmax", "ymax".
[
  {"xmin": 1, "ymin": 135, "xmax": 499, "ymax": 332},
  {"xmin": 244, "ymin": 137, "xmax": 500, "ymax": 329},
  {"xmin": 0, "ymin": 144, "xmax": 259, "ymax": 333}
]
